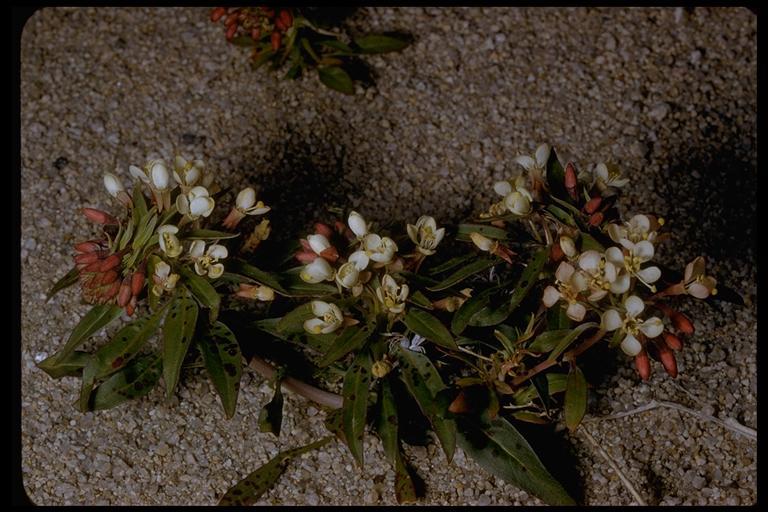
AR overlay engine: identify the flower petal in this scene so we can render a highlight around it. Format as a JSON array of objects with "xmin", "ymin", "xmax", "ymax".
[
  {"xmin": 605, "ymin": 246, "xmax": 625, "ymax": 266},
  {"xmin": 634, "ymin": 240, "xmax": 655, "ymax": 261},
  {"xmin": 208, "ymin": 263, "xmax": 224, "ymax": 279},
  {"xmin": 601, "ymin": 309, "xmax": 623, "ymax": 331},
  {"xmin": 624, "ymin": 295, "xmax": 645, "ymax": 317},
  {"xmin": 610, "ymin": 272, "xmax": 631, "ymax": 294},
  {"xmin": 513, "ymin": 155, "xmax": 535, "ymax": 170},
  {"xmin": 566, "ymin": 302, "xmax": 586, "ymax": 322},
  {"xmin": 349, "ymin": 250, "xmax": 370, "ymax": 271},
  {"xmin": 189, "ymin": 240, "xmax": 206, "ymax": 258},
  {"xmin": 542, "ymin": 286, "xmax": 561, "ymax": 307},
  {"xmin": 639, "ymin": 317, "xmax": 663, "ymax": 338},
  {"xmin": 578, "ymin": 250, "xmax": 601, "ymax": 272},
  {"xmin": 636, "ymin": 266, "xmax": 661, "ymax": 284},
  {"xmin": 620, "ymin": 333, "xmax": 642, "ymax": 356},
  {"xmin": 493, "ymin": 181, "xmax": 512, "ymax": 196},
  {"xmin": 555, "ymin": 261, "xmax": 575, "ymax": 283},
  {"xmin": 303, "ymin": 318, "xmax": 326, "ymax": 334},
  {"xmin": 311, "ymin": 300, "xmax": 331, "ymax": 316},
  {"xmin": 535, "ymin": 144, "xmax": 551, "ymax": 166}
]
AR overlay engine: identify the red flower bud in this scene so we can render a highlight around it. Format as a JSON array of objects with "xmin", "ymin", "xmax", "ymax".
[
  {"xmin": 550, "ymin": 241, "xmax": 564, "ymax": 262},
  {"xmin": 117, "ymin": 277, "xmax": 132, "ymax": 307},
  {"xmin": 588, "ymin": 212, "xmax": 604, "ymax": 226},
  {"xmin": 251, "ymin": 27, "xmax": 261, "ymax": 40},
  {"xmin": 275, "ymin": 17, "xmax": 286, "ymax": 31},
  {"xmin": 671, "ymin": 311, "xmax": 694, "ymax": 335},
  {"xmin": 100, "ymin": 270, "xmax": 119, "ymax": 286},
  {"xmin": 74, "ymin": 240, "xmax": 102, "ymax": 253},
  {"xmin": 662, "ymin": 332, "xmax": 683, "ymax": 351},
  {"xmin": 565, "ymin": 162, "xmax": 578, "ymax": 200},
  {"xmin": 584, "ymin": 196, "xmax": 602, "ymax": 214},
  {"xmin": 319, "ymin": 246, "xmax": 339, "ymax": 263},
  {"xmin": 226, "ymin": 23, "xmax": 237, "ymax": 41},
  {"xmin": 224, "ymin": 12, "xmax": 239, "ymax": 26},
  {"xmin": 448, "ymin": 391, "xmax": 471, "ymax": 414},
  {"xmin": 210, "ymin": 7, "xmax": 226, "ymax": 22},
  {"xmin": 131, "ymin": 272, "xmax": 145, "ymax": 296},
  {"xmin": 314, "ymin": 222, "xmax": 334, "ymax": 238},
  {"xmin": 102, "ymin": 280, "xmax": 121, "ymax": 300},
  {"xmin": 279, "ymin": 10, "xmax": 293, "ymax": 28},
  {"xmin": 126, "ymin": 296, "xmax": 137, "ymax": 316},
  {"xmin": 635, "ymin": 349, "xmax": 651, "ymax": 381},
  {"xmin": 82, "ymin": 261, "xmax": 103, "ymax": 273},
  {"xmin": 295, "ymin": 250, "xmax": 318, "ymax": 264},
  {"xmin": 657, "ymin": 342, "xmax": 678, "ymax": 378},
  {"xmin": 74, "ymin": 252, "xmax": 100, "ymax": 265},
  {"xmin": 271, "ymin": 31, "xmax": 281, "ymax": 51},
  {"xmin": 99, "ymin": 254, "xmax": 122, "ymax": 272},
  {"xmin": 82, "ymin": 208, "xmax": 117, "ymax": 225}
]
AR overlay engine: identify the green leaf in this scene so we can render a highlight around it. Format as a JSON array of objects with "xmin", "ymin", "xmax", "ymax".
[
  {"xmin": 451, "ymin": 288, "xmax": 492, "ymax": 335},
  {"xmin": 199, "ymin": 321, "xmax": 243, "ymax": 419},
  {"xmin": 353, "ymin": 34, "xmax": 410, "ymax": 54},
  {"xmin": 318, "ymin": 39, "xmax": 354, "ymax": 54},
  {"xmin": 427, "ymin": 254, "xmax": 475, "ymax": 275},
  {"xmin": 178, "ymin": 267, "xmax": 221, "ymax": 323},
  {"xmin": 396, "ymin": 347, "xmax": 456, "ymax": 462},
  {"xmin": 456, "ymin": 416, "xmax": 575, "ymax": 505},
  {"xmin": 547, "ymin": 306, "xmax": 571, "ymax": 330},
  {"xmin": 402, "ymin": 309, "xmax": 457, "ymax": 350},
  {"xmin": 218, "ymin": 437, "xmax": 333, "ymax": 506},
  {"xmin": 37, "ymin": 350, "xmax": 90, "ymax": 379},
  {"xmin": 40, "ymin": 304, "xmax": 123, "ymax": 366},
  {"xmin": 427, "ymin": 258, "xmax": 497, "ymax": 292},
  {"xmin": 545, "ymin": 204, "xmax": 577, "ymax": 227},
  {"xmin": 547, "ymin": 322, "xmax": 598, "ymax": 361},
  {"xmin": 259, "ymin": 367, "xmax": 285, "ymax": 437},
  {"xmin": 182, "ymin": 229, "xmax": 240, "ymax": 240},
  {"xmin": 230, "ymin": 35, "xmax": 256, "ymax": 47},
  {"xmin": 324, "ymin": 407, "xmax": 347, "ymax": 444},
  {"xmin": 564, "ymin": 366, "xmax": 587, "ymax": 432},
  {"xmin": 456, "ymin": 223, "xmax": 508, "ymax": 241},
  {"xmin": 132, "ymin": 184, "xmax": 148, "ymax": 221},
  {"xmin": 251, "ymin": 47, "xmax": 276, "ymax": 70},
  {"xmin": 408, "ymin": 290, "xmax": 433, "ymax": 309},
  {"xmin": 318, "ymin": 65, "xmax": 354, "ymax": 95},
  {"xmin": 162, "ymin": 296, "xmax": 199, "ymax": 399},
  {"xmin": 342, "ymin": 350, "xmax": 372, "ymax": 467},
  {"xmin": 131, "ymin": 211, "xmax": 158, "ymax": 252},
  {"xmin": 376, "ymin": 379, "xmax": 418, "ymax": 504},
  {"xmin": 468, "ymin": 301, "xmax": 510, "ymax": 327},
  {"xmin": 527, "ymin": 329, "xmax": 572, "ymax": 354},
  {"xmin": 276, "ymin": 302, "xmax": 315, "ymax": 335},
  {"xmin": 46, "ymin": 266, "xmax": 80, "ymax": 302},
  {"xmin": 506, "ymin": 247, "xmax": 549, "ymax": 316},
  {"xmin": 317, "ymin": 325, "xmax": 372, "ymax": 367},
  {"xmin": 579, "ymin": 232, "xmax": 606, "ymax": 252},
  {"xmin": 227, "ymin": 259, "xmax": 287, "ymax": 294},
  {"xmin": 92, "ymin": 353, "xmax": 162, "ymax": 411},
  {"xmin": 547, "ymin": 373, "xmax": 568, "ymax": 394},
  {"xmin": 545, "ymin": 148, "xmax": 568, "ymax": 201}
]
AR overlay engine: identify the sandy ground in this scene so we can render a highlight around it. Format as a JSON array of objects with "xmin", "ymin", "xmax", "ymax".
[{"xmin": 20, "ymin": 7, "xmax": 756, "ymax": 505}]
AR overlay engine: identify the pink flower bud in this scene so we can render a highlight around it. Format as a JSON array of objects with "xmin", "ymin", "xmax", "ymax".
[
  {"xmin": 584, "ymin": 196, "xmax": 602, "ymax": 214},
  {"xmin": 82, "ymin": 208, "xmax": 117, "ymax": 225},
  {"xmin": 131, "ymin": 272, "xmax": 145, "ymax": 296},
  {"xmin": 117, "ymin": 277, "xmax": 132, "ymax": 307},
  {"xmin": 210, "ymin": 7, "xmax": 226, "ymax": 22},
  {"xmin": 662, "ymin": 332, "xmax": 683, "ymax": 351},
  {"xmin": 99, "ymin": 254, "xmax": 122, "ymax": 272},
  {"xmin": 314, "ymin": 222, "xmax": 334, "ymax": 238},
  {"xmin": 635, "ymin": 350, "xmax": 651, "ymax": 381}
]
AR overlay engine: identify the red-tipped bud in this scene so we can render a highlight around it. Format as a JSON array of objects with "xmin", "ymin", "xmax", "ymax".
[
  {"xmin": 131, "ymin": 272, "xmax": 145, "ymax": 296},
  {"xmin": 550, "ymin": 241, "xmax": 564, "ymax": 262},
  {"xmin": 225, "ymin": 23, "xmax": 237, "ymax": 41},
  {"xmin": 82, "ymin": 261, "xmax": 103, "ymax": 273},
  {"xmin": 565, "ymin": 162, "xmax": 578, "ymax": 199},
  {"xmin": 295, "ymin": 250, "xmax": 318, "ymax": 264},
  {"xmin": 100, "ymin": 270, "xmax": 119, "ymax": 286},
  {"xmin": 210, "ymin": 7, "xmax": 226, "ymax": 22},
  {"xmin": 260, "ymin": 6, "xmax": 275, "ymax": 16},
  {"xmin": 224, "ymin": 12, "xmax": 239, "ymax": 26},
  {"xmin": 117, "ymin": 277, "xmax": 132, "ymax": 307},
  {"xmin": 103, "ymin": 280, "xmax": 121, "ymax": 300},
  {"xmin": 82, "ymin": 208, "xmax": 117, "ymax": 225},
  {"xmin": 74, "ymin": 241, "xmax": 102, "ymax": 253},
  {"xmin": 251, "ymin": 27, "xmax": 261, "ymax": 40},
  {"xmin": 671, "ymin": 311, "xmax": 695, "ymax": 335},
  {"xmin": 657, "ymin": 342, "xmax": 678, "ymax": 378},
  {"xmin": 448, "ymin": 391, "xmax": 471, "ymax": 414},
  {"xmin": 279, "ymin": 9, "xmax": 293, "ymax": 28},
  {"xmin": 126, "ymin": 296, "xmax": 137, "ymax": 316},
  {"xmin": 99, "ymin": 254, "xmax": 121, "ymax": 272},
  {"xmin": 314, "ymin": 223, "xmax": 334, "ymax": 238},
  {"xmin": 299, "ymin": 238, "xmax": 312, "ymax": 252},
  {"xmin": 662, "ymin": 332, "xmax": 683, "ymax": 351},
  {"xmin": 319, "ymin": 246, "xmax": 340, "ymax": 263},
  {"xmin": 635, "ymin": 349, "xmax": 651, "ymax": 381},
  {"xmin": 274, "ymin": 17, "xmax": 286, "ymax": 31},
  {"xmin": 271, "ymin": 31, "xmax": 281, "ymax": 51},
  {"xmin": 584, "ymin": 196, "xmax": 602, "ymax": 214},
  {"xmin": 588, "ymin": 212, "xmax": 604, "ymax": 226},
  {"xmin": 74, "ymin": 252, "xmax": 100, "ymax": 265}
]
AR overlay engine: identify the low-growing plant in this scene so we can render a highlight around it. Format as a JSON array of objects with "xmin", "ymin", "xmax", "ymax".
[{"xmin": 40, "ymin": 145, "xmax": 741, "ymax": 505}]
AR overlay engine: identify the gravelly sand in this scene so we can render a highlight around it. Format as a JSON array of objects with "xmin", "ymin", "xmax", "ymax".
[{"xmin": 21, "ymin": 7, "xmax": 756, "ymax": 505}]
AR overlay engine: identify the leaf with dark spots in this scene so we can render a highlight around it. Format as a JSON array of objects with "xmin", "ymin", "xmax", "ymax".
[
  {"xmin": 317, "ymin": 325, "xmax": 371, "ymax": 368},
  {"xmin": 376, "ymin": 379, "xmax": 419, "ymax": 503},
  {"xmin": 199, "ymin": 321, "xmax": 242, "ymax": 418},
  {"xmin": 178, "ymin": 267, "xmax": 220, "ymax": 323},
  {"xmin": 342, "ymin": 350, "xmax": 372, "ymax": 467},
  {"xmin": 259, "ymin": 367, "xmax": 285, "ymax": 437},
  {"xmin": 402, "ymin": 309, "xmax": 457, "ymax": 350},
  {"xmin": 162, "ymin": 296, "xmax": 199, "ymax": 399},
  {"xmin": 91, "ymin": 353, "xmax": 162, "ymax": 411}
]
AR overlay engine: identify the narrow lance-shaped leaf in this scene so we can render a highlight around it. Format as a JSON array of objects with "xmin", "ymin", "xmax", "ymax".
[
  {"xmin": 547, "ymin": 322, "xmax": 599, "ymax": 361},
  {"xmin": 427, "ymin": 258, "xmax": 498, "ymax": 292},
  {"xmin": 199, "ymin": 321, "xmax": 243, "ymax": 419},
  {"xmin": 162, "ymin": 295, "xmax": 199, "ymax": 399},
  {"xmin": 456, "ymin": 223, "xmax": 509, "ymax": 241},
  {"xmin": 182, "ymin": 229, "xmax": 240, "ymax": 240},
  {"xmin": 218, "ymin": 437, "xmax": 333, "ymax": 506},
  {"xmin": 318, "ymin": 65, "xmax": 354, "ymax": 95},
  {"xmin": 402, "ymin": 309, "xmax": 457, "ymax": 350},
  {"xmin": 342, "ymin": 350, "xmax": 372, "ymax": 467},
  {"xmin": 37, "ymin": 351, "xmax": 91, "ymax": 379},
  {"xmin": 92, "ymin": 353, "xmax": 162, "ymax": 411},
  {"xmin": 456, "ymin": 416, "xmax": 576, "ymax": 505},
  {"xmin": 452, "ymin": 288, "xmax": 493, "ymax": 335},
  {"xmin": 396, "ymin": 347, "xmax": 456, "ymax": 462},
  {"xmin": 276, "ymin": 302, "xmax": 315, "ymax": 335},
  {"xmin": 45, "ymin": 266, "xmax": 80, "ymax": 302},
  {"xmin": 226, "ymin": 259, "xmax": 287, "ymax": 294},
  {"xmin": 376, "ymin": 379, "xmax": 418, "ymax": 504},
  {"xmin": 506, "ymin": 247, "xmax": 549, "ymax": 316},
  {"xmin": 353, "ymin": 34, "xmax": 410, "ymax": 53},
  {"xmin": 259, "ymin": 367, "xmax": 285, "ymax": 437},
  {"xmin": 317, "ymin": 325, "xmax": 372, "ymax": 368},
  {"xmin": 178, "ymin": 267, "xmax": 220, "ymax": 323},
  {"xmin": 564, "ymin": 366, "xmax": 587, "ymax": 432}
]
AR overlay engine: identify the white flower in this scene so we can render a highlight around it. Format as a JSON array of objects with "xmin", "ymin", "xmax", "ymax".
[
  {"xmin": 173, "ymin": 156, "xmax": 204, "ymax": 188},
  {"xmin": 683, "ymin": 256, "xmax": 717, "ymax": 299},
  {"xmin": 129, "ymin": 164, "xmax": 152, "ymax": 184},
  {"xmin": 189, "ymin": 240, "xmax": 227, "ymax": 279},
  {"xmin": 407, "ymin": 215, "xmax": 445, "ymax": 256},
  {"xmin": 348, "ymin": 211, "xmax": 368, "ymax": 238},
  {"xmin": 577, "ymin": 250, "xmax": 620, "ymax": 301},
  {"xmin": 400, "ymin": 334, "xmax": 426, "ymax": 354},
  {"xmin": 494, "ymin": 174, "xmax": 533, "ymax": 216},
  {"xmin": 149, "ymin": 160, "xmax": 172, "ymax": 191},
  {"xmin": 335, "ymin": 261, "xmax": 360, "ymax": 289},
  {"xmin": 103, "ymin": 172, "xmax": 125, "ymax": 198},
  {"xmin": 607, "ymin": 214, "xmax": 658, "ymax": 245},
  {"xmin": 176, "ymin": 186, "xmax": 215, "ymax": 220},
  {"xmin": 594, "ymin": 162, "xmax": 629, "ymax": 192},
  {"xmin": 470, "ymin": 232, "xmax": 495, "ymax": 252},
  {"xmin": 514, "ymin": 144, "xmax": 550, "ymax": 181},
  {"xmin": 235, "ymin": 283, "xmax": 275, "ymax": 301},
  {"xmin": 376, "ymin": 274, "xmax": 409, "ymax": 314},
  {"xmin": 152, "ymin": 261, "xmax": 180, "ymax": 296},
  {"xmin": 541, "ymin": 261, "xmax": 589, "ymax": 321},
  {"xmin": 362, "ymin": 234, "xmax": 397, "ymax": 265},
  {"xmin": 300, "ymin": 257, "xmax": 335, "ymax": 283},
  {"xmin": 235, "ymin": 187, "xmax": 270, "ymax": 215},
  {"xmin": 303, "ymin": 301, "xmax": 344, "ymax": 334},
  {"xmin": 307, "ymin": 234, "xmax": 332, "ymax": 255},
  {"xmin": 601, "ymin": 295, "xmax": 663, "ymax": 356},
  {"xmin": 157, "ymin": 225, "xmax": 183, "ymax": 258},
  {"xmin": 606, "ymin": 241, "xmax": 661, "ymax": 291},
  {"xmin": 559, "ymin": 236, "xmax": 577, "ymax": 259},
  {"xmin": 348, "ymin": 250, "xmax": 371, "ymax": 271}
]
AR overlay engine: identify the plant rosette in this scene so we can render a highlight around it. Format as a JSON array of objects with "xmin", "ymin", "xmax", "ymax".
[
  {"xmin": 40, "ymin": 146, "xmax": 741, "ymax": 506},
  {"xmin": 210, "ymin": 6, "xmax": 411, "ymax": 94}
]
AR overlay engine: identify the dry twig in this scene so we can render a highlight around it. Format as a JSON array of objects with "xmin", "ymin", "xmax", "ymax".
[{"xmin": 579, "ymin": 427, "xmax": 647, "ymax": 506}]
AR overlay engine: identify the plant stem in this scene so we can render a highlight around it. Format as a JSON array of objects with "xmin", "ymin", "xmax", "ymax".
[{"xmin": 248, "ymin": 355, "xmax": 342, "ymax": 409}]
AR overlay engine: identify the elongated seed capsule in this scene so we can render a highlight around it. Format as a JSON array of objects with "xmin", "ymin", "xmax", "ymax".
[
  {"xmin": 671, "ymin": 311, "xmax": 694, "ymax": 335},
  {"xmin": 131, "ymin": 272, "xmax": 145, "ymax": 296},
  {"xmin": 74, "ymin": 252, "xmax": 100, "ymax": 265},
  {"xmin": 74, "ymin": 241, "xmax": 102, "ymax": 253},
  {"xmin": 274, "ymin": 17, "xmax": 286, "ymax": 31},
  {"xmin": 448, "ymin": 391, "xmax": 471, "ymax": 414},
  {"xmin": 100, "ymin": 270, "xmax": 119, "ymax": 286},
  {"xmin": 224, "ymin": 12, "xmax": 239, "ymax": 26},
  {"xmin": 635, "ymin": 350, "xmax": 651, "ymax": 381},
  {"xmin": 657, "ymin": 342, "xmax": 678, "ymax": 378},
  {"xmin": 584, "ymin": 196, "xmax": 602, "ymax": 214},
  {"xmin": 99, "ymin": 254, "xmax": 121, "ymax": 272},
  {"xmin": 117, "ymin": 277, "xmax": 132, "ymax": 307},
  {"xmin": 662, "ymin": 332, "xmax": 683, "ymax": 351}
]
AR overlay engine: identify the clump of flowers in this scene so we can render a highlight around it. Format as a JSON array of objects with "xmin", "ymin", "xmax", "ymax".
[{"xmin": 210, "ymin": 6, "xmax": 411, "ymax": 94}]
